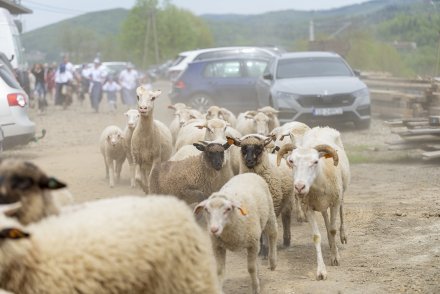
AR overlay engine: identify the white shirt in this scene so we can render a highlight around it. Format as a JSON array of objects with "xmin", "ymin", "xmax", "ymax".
[
  {"xmin": 54, "ymin": 62, "xmax": 74, "ymax": 83},
  {"xmin": 119, "ymin": 69, "xmax": 139, "ymax": 90},
  {"xmin": 103, "ymin": 81, "xmax": 121, "ymax": 92},
  {"xmin": 89, "ymin": 65, "xmax": 107, "ymax": 83}
]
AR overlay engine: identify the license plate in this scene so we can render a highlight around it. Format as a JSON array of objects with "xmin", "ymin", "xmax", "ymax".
[{"xmin": 313, "ymin": 108, "xmax": 343, "ymax": 116}]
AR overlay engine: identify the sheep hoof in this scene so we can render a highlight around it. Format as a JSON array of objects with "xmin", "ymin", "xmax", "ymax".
[
  {"xmin": 316, "ymin": 271, "xmax": 327, "ymax": 280},
  {"xmin": 283, "ymin": 238, "xmax": 290, "ymax": 248},
  {"xmin": 330, "ymin": 256, "xmax": 340, "ymax": 266},
  {"xmin": 340, "ymin": 231, "xmax": 347, "ymax": 244}
]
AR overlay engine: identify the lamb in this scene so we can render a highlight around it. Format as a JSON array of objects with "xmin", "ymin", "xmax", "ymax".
[
  {"xmin": 0, "ymin": 195, "xmax": 221, "ymax": 294},
  {"xmin": 258, "ymin": 106, "xmax": 280, "ymax": 131},
  {"xmin": 131, "ymin": 87, "xmax": 173, "ymax": 192},
  {"xmin": 0, "ymin": 158, "xmax": 67, "ymax": 225},
  {"xmin": 194, "ymin": 173, "xmax": 277, "ymax": 294},
  {"xmin": 122, "ymin": 109, "xmax": 140, "ymax": 188},
  {"xmin": 149, "ymin": 141, "xmax": 233, "ymax": 204},
  {"xmin": 236, "ymin": 111, "xmax": 271, "ymax": 135},
  {"xmin": 276, "ymin": 126, "xmax": 350, "ymax": 280},
  {"xmin": 100, "ymin": 125, "xmax": 126, "ymax": 188},
  {"xmin": 205, "ymin": 105, "xmax": 237, "ymax": 127},
  {"xmin": 227, "ymin": 134, "xmax": 294, "ymax": 247}
]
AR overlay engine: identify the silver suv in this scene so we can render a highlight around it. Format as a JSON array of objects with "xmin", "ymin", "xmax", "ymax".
[{"xmin": 256, "ymin": 51, "xmax": 371, "ymax": 129}]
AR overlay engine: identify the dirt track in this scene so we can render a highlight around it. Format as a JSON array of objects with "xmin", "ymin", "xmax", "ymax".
[{"xmin": 3, "ymin": 80, "xmax": 439, "ymax": 294}]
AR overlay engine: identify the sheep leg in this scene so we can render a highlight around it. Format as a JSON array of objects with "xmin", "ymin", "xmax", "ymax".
[
  {"xmin": 306, "ymin": 210, "xmax": 327, "ymax": 280},
  {"xmin": 103, "ymin": 156, "xmax": 109, "ymax": 179},
  {"xmin": 247, "ymin": 246, "xmax": 260, "ymax": 294},
  {"xmin": 329, "ymin": 205, "xmax": 341, "ymax": 266},
  {"xmin": 214, "ymin": 245, "xmax": 226, "ymax": 286},
  {"xmin": 281, "ymin": 205, "xmax": 292, "ymax": 247},
  {"xmin": 259, "ymin": 234, "xmax": 268, "ymax": 259},
  {"xmin": 129, "ymin": 163, "xmax": 136, "ymax": 188},
  {"xmin": 115, "ymin": 159, "xmax": 123, "ymax": 184},
  {"xmin": 295, "ymin": 194, "xmax": 307, "ymax": 222},
  {"xmin": 107, "ymin": 159, "xmax": 115, "ymax": 188},
  {"xmin": 265, "ymin": 218, "xmax": 278, "ymax": 271},
  {"xmin": 340, "ymin": 196, "xmax": 347, "ymax": 244},
  {"xmin": 321, "ymin": 210, "xmax": 332, "ymax": 247}
]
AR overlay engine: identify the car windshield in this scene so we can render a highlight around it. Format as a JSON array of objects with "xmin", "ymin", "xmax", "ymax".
[
  {"xmin": 0, "ymin": 66, "xmax": 21, "ymax": 89},
  {"xmin": 276, "ymin": 57, "xmax": 353, "ymax": 79}
]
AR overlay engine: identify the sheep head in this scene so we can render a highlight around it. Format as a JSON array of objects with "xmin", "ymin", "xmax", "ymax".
[
  {"xmin": 228, "ymin": 135, "xmax": 272, "ymax": 169},
  {"xmin": 194, "ymin": 195, "xmax": 247, "ymax": 237},
  {"xmin": 136, "ymin": 86, "xmax": 161, "ymax": 115},
  {"xmin": 193, "ymin": 141, "xmax": 232, "ymax": 171},
  {"xmin": 125, "ymin": 109, "xmax": 140, "ymax": 129}
]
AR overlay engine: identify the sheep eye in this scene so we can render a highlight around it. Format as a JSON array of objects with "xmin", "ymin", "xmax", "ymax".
[
  {"xmin": 313, "ymin": 160, "xmax": 319, "ymax": 165},
  {"xmin": 224, "ymin": 207, "xmax": 231, "ymax": 213},
  {"xmin": 151, "ymin": 96, "xmax": 156, "ymax": 101}
]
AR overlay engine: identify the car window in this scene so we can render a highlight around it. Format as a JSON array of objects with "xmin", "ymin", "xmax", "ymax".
[
  {"xmin": 204, "ymin": 61, "xmax": 242, "ymax": 78},
  {"xmin": 244, "ymin": 60, "xmax": 268, "ymax": 77},
  {"xmin": 276, "ymin": 57, "xmax": 353, "ymax": 79},
  {"xmin": 171, "ymin": 55, "xmax": 186, "ymax": 67},
  {"xmin": 0, "ymin": 66, "xmax": 21, "ymax": 89}
]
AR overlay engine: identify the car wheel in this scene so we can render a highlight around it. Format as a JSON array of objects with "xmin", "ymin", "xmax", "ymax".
[
  {"xmin": 355, "ymin": 119, "xmax": 371, "ymax": 130},
  {"xmin": 189, "ymin": 94, "xmax": 214, "ymax": 113}
]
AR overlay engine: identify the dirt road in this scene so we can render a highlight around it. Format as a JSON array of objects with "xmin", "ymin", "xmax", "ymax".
[{"xmin": 3, "ymin": 81, "xmax": 439, "ymax": 294}]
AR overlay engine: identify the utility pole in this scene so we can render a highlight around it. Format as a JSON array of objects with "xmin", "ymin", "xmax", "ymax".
[{"xmin": 142, "ymin": 6, "xmax": 160, "ymax": 68}]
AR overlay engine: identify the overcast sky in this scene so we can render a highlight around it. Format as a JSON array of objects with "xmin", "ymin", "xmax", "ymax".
[{"xmin": 20, "ymin": 0, "xmax": 369, "ymax": 32}]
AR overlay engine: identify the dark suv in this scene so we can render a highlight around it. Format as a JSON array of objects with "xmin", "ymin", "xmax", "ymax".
[{"xmin": 169, "ymin": 55, "xmax": 273, "ymax": 113}]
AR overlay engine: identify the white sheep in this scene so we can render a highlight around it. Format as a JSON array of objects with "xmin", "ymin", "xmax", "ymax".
[
  {"xmin": 131, "ymin": 87, "xmax": 173, "ymax": 193},
  {"xmin": 236, "ymin": 111, "xmax": 271, "ymax": 136},
  {"xmin": 194, "ymin": 173, "xmax": 278, "ymax": 294},
  {"xmin": 227, "ymin": 134, "xmax": 294, "ymax": 248},
  {"xmin": 205, "ymin": 105, "xmax": 237, "ymax": 127},
  {"xmin": 0, "ymin": 196, "xmax": 221, "ymax": 294},
  {"xmin": 258, "ymin": 106, "xmax": 280, "ymax": 131},
  {"xmin": 175, "ymin": 118, "xmax": 229, "ymax": 151},
  {"xmin": 277, "ymin": 126, "xmax": 350, "ymax": 280},
  {"xmin": 149, "ymin": 141, "xmax": 233, "ymax": 204},
  {"xmin": 99, "ymin": 125, "xmax": 126, "ymax": 188},
  {"xmin": 169, "ymin": 105, "xmax": 203, "ymax": 144},
  {"xmin": 122, "ymin": 109, "xmax": 140, "ymax": 188},
  {"xmin": 0, "ymin": 159, "xmax": 67, "ymax": 225}
]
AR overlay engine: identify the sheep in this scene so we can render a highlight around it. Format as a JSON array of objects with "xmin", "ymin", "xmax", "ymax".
[
  {"xmin": 149, "ymin": 141, "xmax": 233, "ymax": 205},
  {"xmin": 175, "ymin": 118, "xmax": 229, "ymax": 151},
  {"xmin": 122, "ymin": 109, "xmax": 140, "ymax": 188},
  {"xmin": 0, "ymin": 158, "xmax": 67, "ymax": 225},
  {"xmin": 99, "ymin": 125, "xmax": 126, "ymax": 188},
  {"xmin": 269, "ymin": 121, "xmax": 311, "ymax": 222},
  {"xmin": 194, "ymin": 173, "xmax": 277, "ymax": 294},
  {"xmin": 276, "ymin": 126, "xmax": 350, "ymax": 280},
  {"xmin": 258, "ymin": 106, "xmax": 280, "ymax": 131},
  {"xmin": 169, "ymin": 105, "xmax": 203, "ymax": 144},
  {"xmin": 205, "ymin": 105, "xmax": 237, "ymax": 127},
  {"xmin": 236, "ymin": 111, "xmax": 271, "ymax": 136},
  {"xmin": 227, "ymin": 134, "xmax": 294, "ymax": 248},
  {"xmin": 0, "ymin": 195, "xmax": 221, "ymax": 294},
  {"xmin": 131, "ymin": 87, "xmax": 173, "ymax": 192}
]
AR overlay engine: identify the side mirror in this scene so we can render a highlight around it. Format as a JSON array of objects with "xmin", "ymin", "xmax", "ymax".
[
  {"xmin": 353, "ymin": 69, "xmax": 361, "ymax": 77},
  {"xmin": 263, "ymin": 73, "xmax": 273, "ymax": 80}
]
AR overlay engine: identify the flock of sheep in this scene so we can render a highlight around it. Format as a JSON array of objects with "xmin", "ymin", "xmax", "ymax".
[{"xmin": 0, "ymin": 85, "xmax": 350, "ymax": 294}]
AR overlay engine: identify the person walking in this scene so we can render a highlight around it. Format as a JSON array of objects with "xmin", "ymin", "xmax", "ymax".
[
  {"xmin": 102, "ymin": 75, "xmax": 121, "ymax": 113},
  {"xmin": 31, "ymin": 63, "xmax": 47, "ymax": 113},
  {"xmin": 119, "ymin": 63, "xmax": 139, "ymax": 108},
  {"xmin": 88, "ymin": 58, "xmax": 107, "ymax": 113},
  {"xmin": 54, "ymin": 55, "xmax": 74, "ymax": 109}
]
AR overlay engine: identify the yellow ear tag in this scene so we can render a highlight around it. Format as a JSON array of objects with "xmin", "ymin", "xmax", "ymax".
[
  {"xmin": 7, "ymin": 228, "xmax": 29, "ymax": 239},
  {"xmin": 227, "ymin": 138, "xmax": 235, "ymax": 145},
  {"xmin": 238, "ymin": 207, "xmax": 248, "ymax": 216}
]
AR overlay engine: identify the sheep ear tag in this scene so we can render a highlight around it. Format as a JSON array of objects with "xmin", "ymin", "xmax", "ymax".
[
  {"xmin": 227, "ymin": 137, "xmax": 235, "ymax": 146},
  {"xmin": 40, "ymin": 177, "xmax": 67, "ymax": 190},
  {"xmin": 0, "ymin": 228, "xmax": 30, "ymax": 239},
  {"xmin": 237, "ymin": 207, "xmax": 248, "ymax": 216}
]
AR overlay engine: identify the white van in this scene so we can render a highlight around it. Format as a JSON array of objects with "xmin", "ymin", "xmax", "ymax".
[{"xmin": 0, "ymin": 7, "xmax": 26, "ymax": 70}]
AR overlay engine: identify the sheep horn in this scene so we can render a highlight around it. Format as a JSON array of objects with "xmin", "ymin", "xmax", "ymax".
[
  {"xmin": 276, "ymin": 143, "xmax": 295, "ymax": 166},
  {"xmin": 279, "ymin": 132, "xmax": 290, "ymax": 141},
  {"xmin": 314, "ymin": 144, "xmax": 339, "ymax": 166},
  {"xmin": 198, "ymin": 141, "xmax": 209, "ymax": 146}
]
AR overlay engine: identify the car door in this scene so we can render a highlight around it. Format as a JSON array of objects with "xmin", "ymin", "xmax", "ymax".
[
  {"xmin": 256, "ymin": 60, "xmax": 275, "ymax": 107},
  {"xmin": 203, "ymin": 59, "xmax": 249, "ymax": 113},
  {"xmin": 241, "ymin": 58, "xmax": 270, "ymax": 111}
]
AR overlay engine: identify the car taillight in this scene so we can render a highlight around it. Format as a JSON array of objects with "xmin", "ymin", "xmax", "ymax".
[
  {"xmin": 7, "ymin": 93, "xmax": 27, "ymax": 107},
  {"xmin": 174, "ymin": 80, "xmax": 186, "ymax": 89}
]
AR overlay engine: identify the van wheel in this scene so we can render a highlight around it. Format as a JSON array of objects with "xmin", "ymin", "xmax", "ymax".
[{"xmin": 189, "ymin": 94, "xmax": 213, "ymax": 113}]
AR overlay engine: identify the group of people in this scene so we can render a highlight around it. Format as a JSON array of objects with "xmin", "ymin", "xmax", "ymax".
[{"xmin": 27, "ymin": 56, "xmax": 150, "ymax": 114}]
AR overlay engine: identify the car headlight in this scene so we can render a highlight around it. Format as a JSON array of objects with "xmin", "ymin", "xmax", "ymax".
[
  {"xmin": 275, "ymin": 91, "xmax": 300, "ymax": 100},
  {"xmin": 352, "ymin": 88, "xmax": 370, "ymax": 105}
]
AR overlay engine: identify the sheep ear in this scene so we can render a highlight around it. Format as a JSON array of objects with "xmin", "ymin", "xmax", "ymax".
[
  {"xmin": 193, "ymin": 200, "xmax": 207, "ymax": 215},
  {"xmin": 150, "ymin": 89, "xmax": 162, "ymax": 98},
  {"xmin": 0, "ymin": 228, "xmax": 30, "ymax": 240},
  {"xmin": 193, "ymin": 143, "xmax": 206, "ymax": 152},
  {"xmin": 226, "ymin": 136, "xmax": 240, "ymax": 147},
  {"xmin": 231, "ymin": 201, "xmax": 247, "ymax": 216},
  {"xmin": 168, "ymin": 104, "xmax": 176, "ymax": 110},
  {"xmin": 136, "ymin": 86, "xmax": 145, "ymax": 97},
  {"xmin": 39, "ymin": 177, "xmax": 67, "ymax": 190}
]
